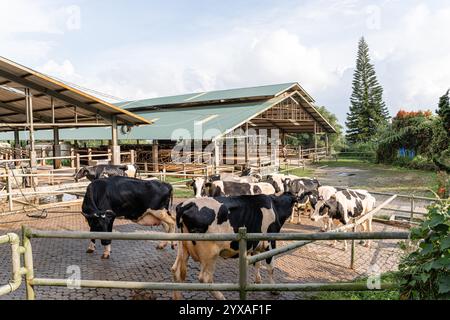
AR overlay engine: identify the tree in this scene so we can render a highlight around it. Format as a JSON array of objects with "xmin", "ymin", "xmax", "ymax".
[
  {"xmin": 437, "ymin": 89, "xmax": 450, "ymax": 136},
  {"xmin": 346, "ymin": 37, "xmax": 389, "ymax": 143},
  {"xmin": 434, "ymin": 90, "xmax": 450, "ymax": 197}
]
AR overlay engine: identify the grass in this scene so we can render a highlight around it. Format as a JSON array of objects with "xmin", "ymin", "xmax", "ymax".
[
  {"xmin": 173, "ymin": 188, "xmax": 193, "ymax": 198},
  {"xmin": 309, "ymin": 272, "xmax": 400, "ymax": 300},
  {"xmin": 281, "ymin": 166, "xmax": 316, "ymax": 177}
]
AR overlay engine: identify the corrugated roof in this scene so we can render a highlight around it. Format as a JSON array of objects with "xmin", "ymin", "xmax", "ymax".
[
  {"xmin": 116, "ymin": 82, "xmax": 305, "ymax": 110},
  {"xmin": 0, "ymin": 95, "xmax": 287, "ymax": 141},
  {"xmin": 0, "ymin": 83, "xmax": 336, "ymax": 141},
  {"xmin": 0, "ymin": 56, "xmax": 152, "ymax": 129}
]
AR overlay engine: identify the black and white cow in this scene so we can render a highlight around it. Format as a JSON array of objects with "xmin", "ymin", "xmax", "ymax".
[
  {"xmin": 310, "ymin": 189, "xmax": 376, "ymax": 250},
  {"xmin": 265, "ymin": 173, "xmax": 301, "ymax": 193},
  {"xmin": 74, "ymin": 164, "xmax": 137, "ymax": 182},
  {"xmin": 293, "ymin": 186, "xmax": 337, "ymax": 226},
  {"xmin": 187, "ymin": 178, "xmax": 273, "ymax": 198},
  {"xmin": 81, "ymin": 176, "xmax": 175, "ymax": 259},
  {"xmin": 282, "ymin": 178, "xmax": 321, "ymax": 223},
  {"xmin": 205, "ymin": 180, "xmax": 275, "ymax": 197},
  {"xmin": 171, "ymin": 192, "xmax": 299, "ymax": 300}
]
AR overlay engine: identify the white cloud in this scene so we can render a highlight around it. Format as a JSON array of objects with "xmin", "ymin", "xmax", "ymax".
[{"xmin": 3, "ymin": 0, "xmax": 450, "ymax": 125}]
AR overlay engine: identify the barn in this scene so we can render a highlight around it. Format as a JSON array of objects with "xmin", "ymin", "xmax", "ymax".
[{"xmin": 0, "ymin": 57, "xmax": 335, "ymax": 174}]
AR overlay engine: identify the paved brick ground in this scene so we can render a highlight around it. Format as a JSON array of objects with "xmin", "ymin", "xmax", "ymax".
[{"xmin": 0, "ymin": 202, "xmax": 406, "ymax": 300}]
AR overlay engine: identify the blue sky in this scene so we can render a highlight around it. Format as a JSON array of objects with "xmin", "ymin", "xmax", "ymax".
[{"xmin": 1, "ymin": 0, "xmax": 450, "ymax": 126}]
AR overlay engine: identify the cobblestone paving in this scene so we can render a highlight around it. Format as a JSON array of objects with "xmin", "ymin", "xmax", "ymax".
[{"xmin": 0, "ymin": 203, "xmax": 406, "ymax": 300}]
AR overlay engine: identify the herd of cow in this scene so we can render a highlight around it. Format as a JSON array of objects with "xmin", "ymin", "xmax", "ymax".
[{"xmin": 77, "ymin": 164, "xmax": 376, "ymax": 299}]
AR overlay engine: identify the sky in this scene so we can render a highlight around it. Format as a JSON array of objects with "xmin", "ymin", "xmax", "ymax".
[{"xmin": 1, "ymin": 0, "xmax": 450, "ymax": 126}]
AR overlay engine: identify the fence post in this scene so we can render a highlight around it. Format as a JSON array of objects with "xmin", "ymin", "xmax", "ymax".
[
  {"xmin": 130, "ymin": 149, "xmax": 136, "ymax": 164},
  {"xmin": 70, "ymin": 148, "xmax": 75, "ymax": 168},
  {"xmin": 410, "ymin": 195, "xmax": 415, "ymax": 225},
  {"xmin": 350, "ymin": 225, "xmax": 356, "ymax": 269},
  {"xmin": 87, "ymin": 148, "xmax": 92, "ymax": 162},
  {"xmin": 22, "ymin": 226, "xmax": 35, "ymax": 300},
  {"xmin": 238, "ymin": 227, "xmax": 248, "ymax": 300},
  {"xmin": 76, "ymin": 153, "xmax": 81, "ymax": 170},
  {"xmin": 6, "ymin": 167, "xmax": 13, "ymax": 211}
]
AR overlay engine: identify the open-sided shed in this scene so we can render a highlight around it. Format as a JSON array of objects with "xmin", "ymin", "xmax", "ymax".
[{"xmin": 0, "ymin": 56, "xmax": 151, "ymax": 167}]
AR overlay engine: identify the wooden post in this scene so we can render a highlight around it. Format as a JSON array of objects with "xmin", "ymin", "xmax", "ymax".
[
  {"xmin": 110, "ymin": 115, "xmax": 120, "ymax": 165},
  {"xmin": 214, "ymin": 140, "xmax": 220, "ymax": 174},
  {"xmin": 41, "ymin": 147, "xmax": 46, "ymax": 166},
  {"xmin": 152, "ymin": 141, "xmax": 159, "ymax": 172},
  {"xmin": 25, "ymin": 88, "xmax": 37, "ymax": 168},
  {"xmin": 314, "ymin": 122, "xmax": 318, "ymax": 162},
  {"xmin": 130, "ymin": 149, "xmax": 136, "ymax": 164},
  {"xmin": 144, "ymin": 162, "xmax": 148, "ymax": 172},
  {"xmin": 6, "ymin": 167, "xmax": 13, "ymax": 211},
  {"xmin": 14, "ymin": 129, "xmax": 20, "ymax": 159},
  {"xmin": 76, "ymin": 153, "xmax": 81, "ymax": 170},
  {"xmin": 107, "ymin": 148, "xmax": 111, "ymax": 162},
  {"xmin": 53, "ymin": 127, "xmax": 61, "ymax": 169},
  {"xmin": 244, "ymin": 123, "xmax": 249, "ymax": 165},
  {"xmin": 410, "ymin": 195, "xmax": 415, "ymax": 224},
  {"xmin": 88, "ymin": 148, "xmax": 92, "ymax": 162},
  {"xmin": 70, "ymin": 148, "xmax": 75, "ymax": 168},
  {"xmin": 325, "ymin": 134, "xmax": 329, "ymax": 156}
]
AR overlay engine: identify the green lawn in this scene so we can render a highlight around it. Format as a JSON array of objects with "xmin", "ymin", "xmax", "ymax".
[{"xmin": 309, "ymin": 272, "xmax": 400, "ymax": 300}]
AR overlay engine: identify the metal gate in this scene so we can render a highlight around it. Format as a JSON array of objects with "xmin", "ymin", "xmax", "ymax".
[{"xmin": 0, "ymin": 225, "xmax": 410, "ymax": 300}]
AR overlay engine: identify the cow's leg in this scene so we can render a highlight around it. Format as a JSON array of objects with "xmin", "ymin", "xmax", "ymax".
[
  {"xmin": 195, "ymin": 245, "xmax": 224, "ymax": 300},
  {"xmin": 266, "ymin": 241, "xmax": 279, "ymax": 295},
  {"xmin": 148, "ymin": 209, "xmax": 176, "ymax": 250},
  {"xmin": 171, "ymin": 241, "xmax": 190, "ymax": 300},
  {"xmin": 101, "ymin": 240, "xmax": 112, "ymax": 259},
  {"xmin": 199, "ymin": 257, "xmax": 224, "ymax": 300},
  {"xmin": 289, "ymin": 207, "xmax": 295, "ymax": 224},
  {"xmin": 363, "ymin": 218, "xmax": 372, "ymax": 248},
  {"xmin": 156, "ymin": 221, "xmax": 170, "ymax": 250},
  {"xmin": 254, "ymin": 261, "xmax": 262, "ymax": 284},
  {"xmin": 86, "ymin": 239, "xmax": 96, "ymax": 253}
]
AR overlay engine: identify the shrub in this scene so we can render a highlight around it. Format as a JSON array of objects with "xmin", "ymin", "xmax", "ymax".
[{"xmin": 398, "ymin": 200, "xmax": 450, "ymax": 299}]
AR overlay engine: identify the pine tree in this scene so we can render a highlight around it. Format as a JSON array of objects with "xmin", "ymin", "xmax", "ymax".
[
  {"xmin": 346, "ymin": 37, "xmax": 389, "ymax": 143},
  {"xmin": 437, "ymin": 89, "xmax": 450, "ymax": 136}
]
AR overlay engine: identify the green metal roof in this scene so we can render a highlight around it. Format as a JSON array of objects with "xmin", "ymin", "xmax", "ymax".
[
  {"xmin": 116, "ymin": 82, "xmax": 299, "ymax": 110},
  {"xmin": 0, "ymin": 96, "xmax": 285, "ymax": 141}
]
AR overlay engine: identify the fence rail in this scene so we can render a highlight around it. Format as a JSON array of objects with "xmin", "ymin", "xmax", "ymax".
[{"xmin": 0, "ymin": 226, "xmax": 411, "ymax": 300}]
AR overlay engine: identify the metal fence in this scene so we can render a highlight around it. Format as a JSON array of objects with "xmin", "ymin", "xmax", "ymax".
[{"xmin": 0, "ymin": 225, "xmax": 410, "ymax": 300}]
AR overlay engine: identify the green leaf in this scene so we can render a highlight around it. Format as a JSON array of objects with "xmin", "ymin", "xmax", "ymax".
[
  {"xmin": 420, "ymin": 243, "xmax": 434, "ymax": 255},
  {"xmin": 429, "ymin": 214, "xmax": 445, "ymax": 227},
  {"xmin": 438, "ymin": 274, "xmax": 450, "ymax": 294},
  {"xmin": 441, "ymin": 237, "xmax": 450, "ymax": 250},
  {"xmin": 420, "ymin": 273, "xmax": 430, "ymax": 283}
]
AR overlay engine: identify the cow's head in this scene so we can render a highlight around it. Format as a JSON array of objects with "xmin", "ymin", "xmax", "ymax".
[
  {"xmin": 298, "ymin": 190, "xmax": 319, "ymax": 208},
  {"xmin": 311, "ymin": 195, "xmax": 341, "ymax": 222},
  {"xmin": 186, "ymin": 177, "xmax": 207, "ymax": 198},
  {"xmin": 281, "ymin": 178, "xmax": 292, "ymax": 193},
  {"xmin": 74, "ymin": 167, "xmax": 88, "ymax": 182},
  {"xmin": 82, "ymin": 210, "xmax": 116, "ymax": 240}
]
